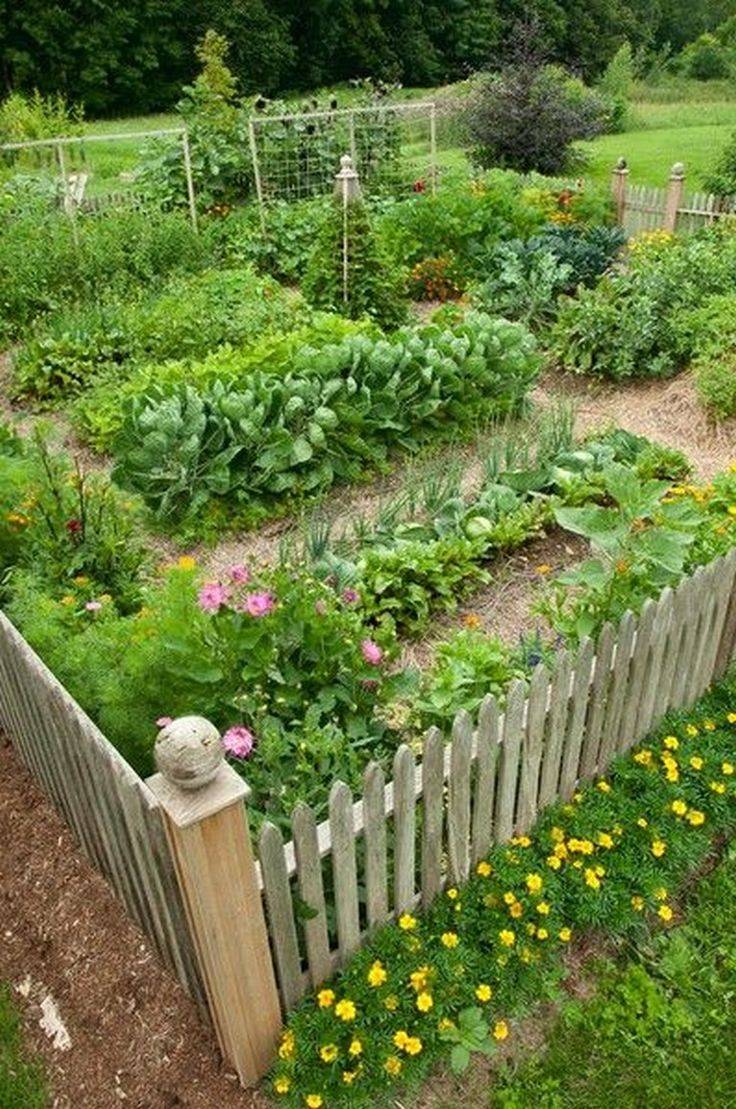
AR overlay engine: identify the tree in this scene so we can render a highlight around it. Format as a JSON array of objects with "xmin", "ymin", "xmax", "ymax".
[
  {"xmin": 201, "ymin": 0, "xmax": 295, "ymax": 94},
  {"xmin": 466, "ymin": 22, "xmax": 607, "ymax": 175}
]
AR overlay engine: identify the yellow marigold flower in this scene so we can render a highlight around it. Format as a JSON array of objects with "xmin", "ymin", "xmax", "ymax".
[
  {"xmin": 73, "ymin": 575, "xmax": 89, "ymax": 586},
  {"xmin": 384, "ymin": 1056, "xmax": 402, "ymax": 1076},
  {"xmin": 536, "ymin": 563, "xmax": 552, "ymax": 575},
  {"xmin": 503, "ymin": 891, "xmax": 516, "ymax": 905},
  {"xmin": 335, "ymin": 999, "xmax": 357, "ymax": 1022},
  {"xmin": 384, "ymin": 994, "xmax": 399, "ymax": 1011},
  {"xmin": 441, "ymin": 932, "xmax": 459, "ymax": 949},
  {"xmin": 553, "ymin": 842, "xmax": 568, "ymax": 858},
  {"xmin": 584, "ymin": 868, "xmax": 601, "ymax": 890},
  {"xmin": 637, "ymin": 817, "xmax": 648, "ymax": 828},
  {"xmin": 476, "ymin": 861, "xmax": 492, "ymax": 877},
  {"xmin": 538, "ymin": 926, "xmax": 550, "ymax": 940},
  {"xmin": 631, "ymin": 895, "xmax": 645, "ymax": 911},
  {"xmin": 547, "ymin": 855, "xmax": 562, "ymax": 869},
  {"xmin": 525, "ymin": 873, "xmax": 543, "ymax": 894},
  {"xmin": 666, "ymin": 767, "xmax": 679, "ymax": 783},
  {"xmin": 526, "ymin": 922, "xmax": 537, "ymax": 937},
  {"xmin": 651, "ymin": 840, "xmax": 667, "ymax": 858},
  {"xmin": 654, "ymin": 887, "xmax": 668, "ymax": 901},
  {"xmin": 671, "ymin": 799, "xmax": 687, "ymax": 816},
  {"xmin": 463, "ymin": 612, "xmax": 482, "ymax": 629},
  {"xmin": 446, "ymin": 887, "xmax": 459, "ymax": 900},
  {"xmin": 690, "ymin": 756, "xmax": 704, "ymax": 770},
  {"xmin": 278, "ymin": 1030, "xmax": 296, "ymax": 1060},
  {"xmin": 306, "ymin": 1096, "xmax": 324, "ymax": 1108},
  {"xmin": 475, "ymin": 984, "xmax": 492, "ymax": 1002},
  {"xmin": 393, "ymin": 1030, "xmax": 409, "ymax": 1049},
  {"xmin": 60, "ymin": 595, "xmax": 75, "ymax": 606},
  {"xmin": 728, "ymin": 712, "xmax": 736, "ymax": 724},
  {"xmin": 704, "ymin": 720, "xmax": 716, "ymax": 731},
  {"xmin": 493, "ymin": 1020, "xmax": 509, "ymax": 1041},
  {"xmin": 517, "ymin": 835, "xmax": 532, "ymax": 848},
  {"xmin": 658, "ymin": 904, "xmax": 673, "ymax": 922},
  {"xmin": 367, "ymin": 960, "xmax": 387, "ymax": 988},
  {"xmin": 410, "ymin": 966, "xmax": 430, "ymax": 992},
  {"xmin": 343, "ymin": 1069, "xmax": 358, "ymax": 1084},
  {"xmin": 729, "ymin": 506, "xmax": 736, "ymax": 518},
  {"xmin": 663, "ymin": 735, "xmax": 679, "ymax": 750},
  {"xmin": 404, "ymin": 1037, "xmax": 423, "ymax": 1056},
  {"xmin": 595, "ymin": 865, "xmax": 605, "ymax": 877},
  {"xmin": 438, "ymin": 1017, "xmax": 455, "ymax": 1031},
  {"xmin": 685, "ymin": 724, "xmax": 699, "ymax": 737},
  {"xmin": 559, "ymin": 927, "xmax": 572, "ymax": 942},
  {"xmin": 509, "ymin": 901, "xmax": 523, "ymax": 919},
  {"xmin": 499, "ymin": 929, "xmax": 516, "ymax": 947},
  {"xmin": 274, "ymin": 1076, "xmax": 291, "ymax": 1094},
  {"xmin": 537, "ymin": 901, "xmax": 550, "ymax": 915},
  {"xmin": 550, "ymin": 826, "xmax": 565, "ymax": 843},
  {"xmin": 710, "ymin": 780, "xmax": 726, "ymax": 794},
  {"xmin": 349, "ymin": 1039, "xmax": 362, "ymax": 1056},
  {"xmin": 598, "ymin": 833, "xmax": 614, "ymax": 849},
  {"xmin": 723, "ymin": 762, "xmax": 734, "ymax": 776},
  {"xmin": 320, "ymin": 1043, "xmax": 338, "ymax": 1063},
  {"xmin": 177, "ymin": 554, "xmax": 197, "ymax": 571},
  {"xmin": 416, "ymin": 992, "xmax": 433, "ymax": 1012},
  {"xmin": 399, "ymin": 913, "xmax": 417, "ymax": 931},
  {"xmin": 634, "ymin": 750, "xmax": 652, "ymax": 765},
  {"xmin": 597, "ymin": 780, "xmax": 611, "ymax": 793},
  {"xmin": 317, "ymin": 989, "xmax": 335, "ymax": 1008},
  {"xmin": 687, "ymin": 809, "xmax": 705, "ymax": 826}
]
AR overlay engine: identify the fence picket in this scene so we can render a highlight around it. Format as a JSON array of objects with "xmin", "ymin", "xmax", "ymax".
[
  {"xmin": 635, "ymin": 588, "xmax": 673, "ymax": 737},
  {"xmin": 393, "ymin": 745, "xmax": 417, "ymax": 915},
  {"xmin": 363, "ymin": 763, "xmax": 389, "ymax": 928},
  {"xmin": 516, "ymin": 665, "xmax": 548, "ymax": 832},
  {"xmin": 618, "ymin": 599, "xmax": 656, "ymax": 750},
  {"xmin": 671, "ymin": 571, "xmax": 704, "ymax": 708},
  {"xmin": 329, "ymin": 781, "xmax": 360, "ymax": 962},
  {"xmin": 597, "ymin": 612, "xmax": 635, "ymax": 773},
  {"xmin": 577, "ymin": 622, "xmax": 613, "ymax": 778},
  {"xmin": 448, "ymin": 712, "xmax": 473, "ymax": 884},
  {"xmin": 538, "ymin": 652, "xmax": 571, "ymax": 809},
  {"xmin": 559, "ymin": 638, "xmax": 595, "ymax": 799},
  {"xmin": 715, "ymin": 550, "xmax": 736, "ymax": 679},
  {"xmin": 421, "ymin": 728, "xmax": 445, "ymax": 908},
  {"xmin": 292, "ymin": 803, "xmax": 331, "ymax": 988},
  {"xmin": 471, "ymin": 695, "xmax": 499, "ymax": 863},
  {"xmin": 495, "ymin": 680, "xmax": 526, "ymax": 841},
  {"xmin": 259, "ymin": 822, "xmax": 303, "ymax": 1011}
]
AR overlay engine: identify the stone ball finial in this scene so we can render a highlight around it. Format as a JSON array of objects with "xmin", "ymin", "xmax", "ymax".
[
  {"xmin": 615, "ymin": 157, "xmax": 628, "ymax": 171},
  {"xmin": 339, "ymin": 153, "xmax": 354, "ymax": 173},
  {"xmin": 671, "ymin": 161, "xmax": 685, "ymax": 178},
  {"xmin": 155, "ymin": 716, "xmax": 223, "ymax": 791}
]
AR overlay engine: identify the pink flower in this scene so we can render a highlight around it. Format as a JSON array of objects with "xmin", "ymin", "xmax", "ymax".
[
  {"xmin": 156, "ymin": 716, "xmax": 173, "ymax": 729},
  {"xmin": 314, "ymin": 599, "xmax": 327, "ymax": 616},
  {"xmin": 85, "ymin": 600, "xmax": 102, "ymax": 612},
  {"xmin": 222, "ymin": 725, "xmax": 255, "ymax": 760},
  {"xmin": 198, "ymin": 582, "xmax": 230, "ymax": 614},
  {"xmin": 342, "ymin": 588, "xmax": 360, "ymax": 604},
  {"xmin": 244, "ymin": 591, "xmax": 274, "ymax": 617},
  {"xmin": 361, "ymin": 638, "xmax": 383, "ymax": 666},
  {"xmin": 228, "ymin": 564, "xmax": 250, "ymax": 584}
]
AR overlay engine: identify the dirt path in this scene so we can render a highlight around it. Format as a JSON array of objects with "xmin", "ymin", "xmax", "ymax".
[{"xmin": 0, "ymin": 738, "xmax": 268, "ymax": 1109}]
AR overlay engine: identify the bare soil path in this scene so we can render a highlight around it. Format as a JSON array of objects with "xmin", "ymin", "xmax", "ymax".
[{"xmin": 0, "ymin": 738, "xmax": 268, "ymax": 1109}]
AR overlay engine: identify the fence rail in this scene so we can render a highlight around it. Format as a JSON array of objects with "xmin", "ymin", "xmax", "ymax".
[
  {"xmin": 612, "ymin": 159, "xmax": 736, "ymax": 237},
  {"xmin": 3, "ymin": 547, "xmax": 736, "ymax": 1085}
]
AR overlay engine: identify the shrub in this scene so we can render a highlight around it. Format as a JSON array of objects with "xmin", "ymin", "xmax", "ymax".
[
  {"xmin": 12, "ymin": 267, "xmax": 306, "ymax": 404},
  {"xmin": 0, "ymin": 90, "xmax": 82, "ymax": 146},
  {"xmin": 473, "ymin": 246, "xmax": 572, "ymax": 329},
  {"xmin": 110, "ymin": 313, "xmax": 540, "ymax": 524},
  {"xmin": 597, "ymin": 41, "xmax": 636, "ymax": 132},
  {"xmin": 680, "ymin": 33, "xmax": 733, "ymax": 81},
  {"xmin": 696, "ymin": 352, "xmax": 736, "ymax": 420},
  {"xmin": 207, "ymin": 197, "xmax": 331, "ymax": 283},
  {"xmin": 702, "ymin": 130, "xmax": 736, "ymax": 198},
  {"xmin": 303, "ymin": 195, "xmax": 410, "ymax": 330},
  {"xmin": 553, "ymin": 225, "xmax": 736, "ymax": 379},
  {"xmin": 466, "ymin": 29, "xmax": 606, "ymax": 176}
]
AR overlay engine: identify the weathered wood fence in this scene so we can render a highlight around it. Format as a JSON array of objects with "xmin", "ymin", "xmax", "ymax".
[
  {"xmin": 612, "ymin": 158, "xmax": 736, "ymax": 237},
  {"xmin": 3, "ymin": 548, "xmax": 736, "ymax": 1085}
]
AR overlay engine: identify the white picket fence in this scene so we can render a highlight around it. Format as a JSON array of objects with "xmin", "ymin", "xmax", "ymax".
[
  {"xmin": 3, "ymin": 547, "xmax": 736, "ymax": 1084},
  {"xmin": 612, "ymin": 159, "xmax": 736, "ymax": 237}
]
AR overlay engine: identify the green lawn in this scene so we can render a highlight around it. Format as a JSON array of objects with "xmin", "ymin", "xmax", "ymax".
[
  {"xmin": 0, "ymin": 986, "xmax": 48, "ymax": 1109},
  {"xmin": 490, "ymin": 845, "xmax": 736, "ymax": 1108}
]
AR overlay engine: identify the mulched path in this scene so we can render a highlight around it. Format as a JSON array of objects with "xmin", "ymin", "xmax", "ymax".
[{"xmin": 0, "ymin": 737, "xmax": 269, "ymax": 1109}]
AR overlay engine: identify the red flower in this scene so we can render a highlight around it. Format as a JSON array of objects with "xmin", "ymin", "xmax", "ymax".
[
  {"xmin": 66, "ymin": 519, "xmax": 82, "ymax": 535},
  {"xmin": 413, "ymin": 178, "xmax": 426, "ymax": 193}
]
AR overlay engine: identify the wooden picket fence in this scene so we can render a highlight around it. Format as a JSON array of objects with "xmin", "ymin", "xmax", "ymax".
[
  {"xmin": 3, "ymin": 547, "xmax": 736, "ymax": 1085},
  {"xmin": 612, "ymin": 159, "xmax": 736, "ymax": 237}
]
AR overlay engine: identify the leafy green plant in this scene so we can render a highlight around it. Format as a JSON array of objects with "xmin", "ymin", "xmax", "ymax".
[
  {"xmin": 416, "ymin": 630, "xmax": 525, "ymax": 729},
  {"xmin": 474, "ymin": 246, "xmax": 571, "ymax": 329},
  {"xmin": 696, "ymin": 351, "xmax": 736, "ymax": 420},
  {"xmin": 440, "ymin": 1007, "xmax": 497, "ymax": 1074},
  {"xmin": 303, "ymin": 195, "xmax": 410, "ymax": 330}
]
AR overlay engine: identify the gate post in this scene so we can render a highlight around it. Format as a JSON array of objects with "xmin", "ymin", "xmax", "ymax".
[
  {"xmin": 611, "ymin": 157, "xmax": 629, "ymax": 227},
  {"xmin": 663, "ymin": 161, "xmax": 686, "ymax": 233},
  {"xmin": 147, "ymin": 717, "xmax": 282, "ymax": 1086}
]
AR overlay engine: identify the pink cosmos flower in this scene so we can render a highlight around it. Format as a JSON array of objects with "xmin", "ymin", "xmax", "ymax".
[
  {"xmin": 244, "ymin": 591, "xmax": 274, "ymax": 617},
  {"xmin": 342, "ymin": 588, "xmax": 360, "ymax": 604},
  {"xmin": 85, "ymin": 600, "xmax": 102, "ymax": 612},
  {"xmin": 156, "ymin": 716, "xmax": 173, "ymax": 729},
  {"xmin": 222, "ymin": 725, "xmax": 255, "ymax": 759},
  {"xmin": 228, "ymin": 564, "xmax": 250, "ymax": 584},
  {"xmin": 198, "ymin": 582, "xmax": 230, "ymax": 614},
  {"xmin": 361, "ymin": 638, "xmax": 383, "ymax": 666}
]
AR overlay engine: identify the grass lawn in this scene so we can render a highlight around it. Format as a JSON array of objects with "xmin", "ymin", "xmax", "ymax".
[
  {"xmin": 490, "ymin": 844, "xmax": 736, "ymax": 1108},
  {"xmin": 0, "ymin": 985, "xmax": 48, "ymax": 1109}
]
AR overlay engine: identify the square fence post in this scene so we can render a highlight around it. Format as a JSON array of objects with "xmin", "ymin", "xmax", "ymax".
[
  {"xmin": 611, "ymin": 157, "xmax": 629, "ymax": 227},
  {"xmin": 663, "ymin": 161, "xmax": 686, "ymax": 233},
  {"xmin": 147, "ymin": 717, "xmax": 282, "ymax": 1086}
]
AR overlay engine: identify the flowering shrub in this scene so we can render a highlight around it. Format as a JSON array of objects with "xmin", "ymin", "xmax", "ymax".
[
  {"xmin": 271, "ymin": 690, "xmax": 736, "ymax": 1105},
  {"xmin": 409, "ymin": 257, "xmax": 463, "ymax": 302}
]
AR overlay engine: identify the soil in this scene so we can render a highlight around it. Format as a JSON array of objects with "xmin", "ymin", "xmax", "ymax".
[{"xmin": 0, "ymin": 737, "xmax": 268, "ymax": 1109}]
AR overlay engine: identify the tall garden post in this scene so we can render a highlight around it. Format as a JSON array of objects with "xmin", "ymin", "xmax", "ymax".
[
  {"xmin": 611, "ymin": 157, "xmax": 629, "ymax": 227},
  {"xmin": 334, "ymin": 153, "xmax": 361, "ymax": 304},
  {"xmin": 180, "ymin": 129, "xmax": 199, "ymax": 233},
  {"xmin": 146, "ymin": 717, "xmax": 282, "ymax": 1086},
  {"xmin": 664, "ymin": 161, "xmax": 686, "ymax": 233}
]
